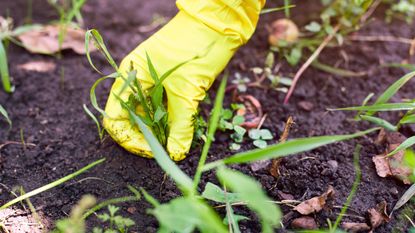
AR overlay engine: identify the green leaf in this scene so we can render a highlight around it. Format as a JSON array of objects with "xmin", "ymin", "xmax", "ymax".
[
  {"xmin": 332, "ymin": 102, "xmax": 415, "ymax": 112},
  {"xmin": 85, "ymin": 29, "xmax": 118, "ymax": 74},
  {"xmin": 222, "ymin": 109, "xmax": 233, "ymax": 120},
  {"xmin": 232, "ymin": 115, "xmax": 245, "ymax": 125},
  {"xmin": 217, "ymin": 167, "xmax": 281, "ymax": 233},
  {"xmin": 151, "ymin": 197, "xmax": 227, "ymax": 233},
  {"xmin": 0, "ymin": 41, "xmax": 13, "ymax": 93},
  {"xmin": 145, "ymin": 52, "xmax": 159, "ymax": 84},
  {"xmin": 117, "ymin": 69, "xmax": 137, "ymax": 96},
  {"xmin": 248, "ymin": 129, "xmax": 261, "ymax": 140},
  {"xmin": 253, "ymin": 140, "xmax": 268, "ymax": 149},
  {"xmin": 229, "ymin": 143, "xmax": 241, "ymax": 151},
  {"xmin": 259, "ymin": 129, "xmax": 274, "ymax": 140},
  {"xmin": 387, "ymin": 136, "xmax": 415, "ymax": 156},
  {"xmin": 90, "ymin": 72, "xmax": 118, "ymax": 117},
  {"xmin": 359, "ymin": 115, "xmax": 397, "ymax": 131},
  {"xmin": 201, "ymin": 182, "xmax": 241, "ymax": 203},
  {"xmin": 233, "ymin": 125, "xmax": 246, "ymax": 136},
  {"xmin": 0, "ymin": 104, "xmax": 12, "ymax": 128},
  {"xmin": 154, "ymin": 107, "xmax": 167, "ymax": 123},
  {"xmin": 127, "ymin": 109, "xmax": 194, "ymax": 195},
  {"xmin": 286, "ymin": 47, "xmax": 302, "ymax": 66},
  {"xmin": 83, "ymin": 104, "xmax": 104, "ymax": 141},
  {"xmin": 305, "ymin": 21, "xmax": 321, "ymax": 32},
  {"xmin": 221, "ymin": 128, "xmax": 379, "ymax": 165},
  {"xmin": 391, "ymin": 183, "xmax": 415, "ymax": 214}
]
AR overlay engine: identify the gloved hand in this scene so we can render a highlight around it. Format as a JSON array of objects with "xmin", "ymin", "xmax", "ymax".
[{"xmin": 103, "ymin": 0, "xmax": 266, "ymax": 161}]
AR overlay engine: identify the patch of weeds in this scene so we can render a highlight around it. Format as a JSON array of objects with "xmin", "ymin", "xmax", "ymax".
[
  {"xmin": 218, "ymin": 105, "xmax": 247, "ymax": 150},
  {"xmin": 85, "ymin": 29, "xmax": 193, "ymax": 147},
  {"xmin": 385, "ymin": 0, "xmax": 415, "ymax": 24},
  {"xmin": 331, "ymin": 70, "xmax": 415, "ymax": 154},
  {"xmin": 92, "ymin": 205, "xmax": 135, "ymax": 233}
]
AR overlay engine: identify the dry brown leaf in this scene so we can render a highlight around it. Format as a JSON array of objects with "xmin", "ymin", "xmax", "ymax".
[
  {"xmin": 17, "ymin": 61, "xmax": 56, "ymax": 72},
  {"xmin": 17, "ymin": 24, "xmax": 95, "ymax": 55},
  {"xmin": 368, "ymin": 201, "xmax": 390, "ymax": 230},
  {"xmin": 372, "ymin": 155, "xmax": 392, "ymax": 178},
  {"xmin": 372, "ymin": 131, "xmax": 412, "ymax": 184},
  {"xmin": 294, "ymin": 185, "xmax": 334, "ymax": 215},
  {"xmin": 236, "ymin": 95, "xmax": 263, "ymax": 129},
  {"xmin": 342, "ymin": 222, "xmax": 371, "ymax": 233},
  {"xmin": 291, "ymin": 216, "xmax": 317, "ymax": 229}
]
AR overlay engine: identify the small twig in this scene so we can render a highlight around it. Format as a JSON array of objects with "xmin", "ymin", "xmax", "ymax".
[
  {"xmin": 360, "ymin": 0, "xmax": 382, "ymax": 23},
  {"xmin": 279, "ymin": 116, "xmax": 294, "ymax": 143},
  {"xmin": 284, "ymin": 24, "xmax": 340, "ymax": 104},
  {"xmin": 0, "ymin": 141, "xmax": 36, "ymax": 150},
  {"xmin": 405, "ymin": 214, "xmax": 415, "ymax": 227},
  {"xmin": 256, "ymin": 114, "xmax": 268, "ymax": 130}
]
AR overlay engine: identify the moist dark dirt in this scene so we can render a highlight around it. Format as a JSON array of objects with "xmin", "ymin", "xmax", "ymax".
[{"xmin": 0, "ymin": 0, "xmax": 414, "ymax": 232}]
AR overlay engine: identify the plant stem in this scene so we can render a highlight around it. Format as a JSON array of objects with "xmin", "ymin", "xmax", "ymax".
[{"xmin": 284, "ymin": 24, "xmax": 340, "ymax": 104}]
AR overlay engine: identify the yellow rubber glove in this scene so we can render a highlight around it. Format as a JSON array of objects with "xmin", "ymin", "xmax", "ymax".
[{"xmin": 103, "ymin": 0, "xmax": 266, "ymax": 161}]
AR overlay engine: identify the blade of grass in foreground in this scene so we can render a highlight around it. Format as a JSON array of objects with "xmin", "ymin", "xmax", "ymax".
[
  {"xmin": 193, "ymin": 74, "xmax": 228, "ymax": 191},
  {"xmin": 359, "ymin": 115, "xmax": 397, "ymax": 131},
  {"xmin": 0, "ymin": 41, "xmax": 13, "ymax": 93},
  {"xmin": 85, "ymin": 29, "xmax": 118, "ymax": 74},
  {"xmin": 330, "ymin": 102, "xmax": 415, "ymax": 112},
  {"xmin": 206, "ymin": 128, "xmax": 379, "ymax": 167},
  {"xmin": 0, "ymin": 158, "xmax": 105, "ymax": 210},
  {"xmin": 387, "ymin": 136, "xmax": 415, "ymax": 156},
  {"xmin": 128, "ymin": 109, "xmax": 194, "ymax": 196},
  {"xmin": 0, "ymin": 104, "xmax": 11, "ymax": 128},
  {"xmin": 373, "ymin": 70, "xmax": 415, "ymax": 107}
]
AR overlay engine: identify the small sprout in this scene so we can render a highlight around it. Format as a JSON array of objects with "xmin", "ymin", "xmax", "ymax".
[
  {"xmin": 229, "ymin": 143, "xmax": 241, "ymax": 151},
  {"xmin": 249, "ymin": 129, "xmax": 274, "ymax": 149},
  {"xmin": 231, "ymin": 73, "xmax": 250, "ymax": 92},
  {"xmin": 304, "ymin": 21, "xmax": 322, "ymax": 32},
  {"xmin": 268, "ymin": 19, "xmax": 299, "ymax": 47}
]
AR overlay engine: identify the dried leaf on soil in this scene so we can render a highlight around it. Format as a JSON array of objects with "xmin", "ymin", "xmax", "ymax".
[
  {"xmin": 293, "ymin": 185, "xmax": 334, "ymax": 215},
  {"xmin": 372, "ymin": 132, "xmax": 413, "ymax": 184},
  {"xmin": 17, "ymin": 61, "xmax": 56, "ymax": 72},
  {"xmin": 17, "ymin": 24, "xmax": 96, "ymax": 54},
  {"xmin": 291, "ymin": 216, "xmax": 317, "ymax": 229},
  {"xmin": 368, "ymin": 201, "xmax": 390, "ymax": 230},
  {"xmin": 342, "ymin": 222, "xmax": 371, "ymax": 233}
]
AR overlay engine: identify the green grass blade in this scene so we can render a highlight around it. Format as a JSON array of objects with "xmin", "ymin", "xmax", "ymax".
[
  {"xmin": 117, "ymin": 70, "xmax": 137, "ymax": 96},
  {"xmin": 331, "ymin": 145, "xmax": 362, "ymax": 232},
  {"xmin": 140, "ymin": 187, "xmax": 160, "ymax": 207},
  {"xmin": 85, "ymin": 29, "xmax": 118, "ymax": 74},
  {"xmin": 399, "ymin": 114, "xmax": 415, "ymax": 124},
  {"xmin": 260, "ymin": 4, "xmax": 296, "ymax": 14},
  {"xmin": 331, "ymin": 102, "xmax": 415, "ymax": 112},
  {"xmin": 387, "ymin": 136, "xmax": 415, "ymax": 156},
  {"xmin": 220, "ymin": 128, "xmax": 379, "ymax": 165},
  {"xmin": 0, "ymin": 104, "xmax": 11, "ymax": 128},
  {"xmin": 312, "ymin": 61, "xmax": 366, "ymax": 77},
  {"xmin": 359, "ymin": 115, "xmax": 397, "ymax": 131},
  {"xmin": 83, "ymin": 194, "xmax": 140, "ymax": 219},
  {"xmin": 0, "ymin": 41, "xmax": 13, "ymax": 93},
  {"xmin": 159, "ymin": 60, "xmax": 192, "ymax": 84},
  {"xmin": 355, "ymin": 93, "xmax": 374, "ymax": 120},
  {"xmin": 391, "ymin": 183, "xmax": 415, "ymax": 214},
  {"xmin": 193, "ymin": 74, "xmax": 228, "ymax": 191},
  {"xmin": 83, "ymin": 104, "xmax": 103, "ymax": 141},
  {"xmin": 90, "ymin": 72, "xmax": 118, "ymax": 117},
  {"xmin": 145, "ymin": 52, "xmax": 159, "ymax": 84},
  {"xmin": 0, "ymin": 158, "xmax": 106, "ymax": 210},
  {"xmin": 368, "ymin": 70, "xmax": 415, "ymax": 115},
  {"xmin": 127, "ymin": 109, "xmax": 194, "ymax": 195}
]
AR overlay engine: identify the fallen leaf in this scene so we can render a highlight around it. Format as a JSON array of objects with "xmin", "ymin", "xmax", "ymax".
[
  {"xmin": 17, "ymin": 61, "xmax": 56, "ymax": 72},
  {"xmin": 342, "ymin": 222, "xmax": 371, "ymax": 232},
  {"xmin": 368, "ymin": 201, "xmax": 390, "ymax": 230},
  {"xmin": 278, "ymin": 191, "xmax": 294, "ymax": 200},
  {"xmin": 294, "ymin": 185, "xmax": 334, "ymax": 215},
  {"xmin": 375, "ymin": 128, "xmax": 386, "ymax": 145},
  {"xmin": 17, "ymin": 24, "xmax": 96, "ymax": 55},
  {"xmin": 291, "ymin": 216, "xmax": 317, "ymax": 229},
  {"xmin": 372, "ymin": 155, "xmax": 392, "ymax": 178},
  {"xmin": 127, "ymin": 207, "xmax": 137, "ymax": 214},
  {"xmin": 388, "ymin": 143, "xmax": 412, "ymax": 184},
  {"xmin": 298, "ymin": 101, "xmax": 314, "ymax": 111}
]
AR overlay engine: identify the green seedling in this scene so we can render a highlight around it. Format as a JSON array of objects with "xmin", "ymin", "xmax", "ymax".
[
  {"xmin": 231, "ymin": 72, "xmax": 251, "ymax": 92},
  {"xmin": 92, "ymin": 205, "xmax": 135, "ymax": 233},
  {"xmin": 48, "ymin": 0, "xmax": 87, "ymax": 49},
  {"xmin": 218, "ymin": 106, "xmax": 247, "ymax": 150},
  {"xmin": 331, "ymin": 70, "xmax": 415, "ymax": 134},
  {"xmin": 85, "ymin": 29, "xmax": 192, "ymax": 147},
  {"xmin": 83, "ymin": 104, "xmax": 105, "ymax": 142},
  {"xmin": 0, "ymin": 104, "xmax": 11, "ymax": 128},
  {"xmin": 385, "ymin": 0, "xmax": 415, "ymax": 24},
  {"xmin": 248, "ymin": 128, "xmax": 274, "ymax": 149},
  {"xmin": 0, "ymin": 17, "xmax": 40, "ymax": 93}
]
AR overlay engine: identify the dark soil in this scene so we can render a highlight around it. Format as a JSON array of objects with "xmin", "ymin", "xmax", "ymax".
[{"xmin": 0, "ymin": 0, "xmax": 414, "ymax": 232}]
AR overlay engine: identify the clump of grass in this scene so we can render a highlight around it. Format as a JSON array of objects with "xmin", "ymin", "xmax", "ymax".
[
  {"xmin": 331, "ymin": 70, "xmax": 415, "ymax": 156},
  {"xmin": 85, "ymin": 29, "xmax": 191, "ymax": 147}
]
